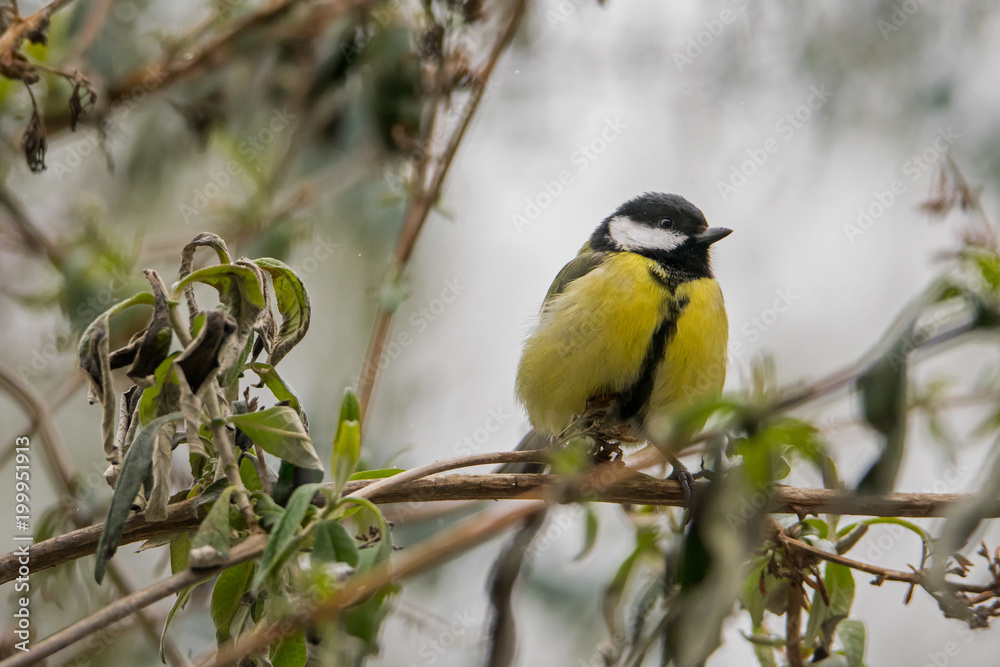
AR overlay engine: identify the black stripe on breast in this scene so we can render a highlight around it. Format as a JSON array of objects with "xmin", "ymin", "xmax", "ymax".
[{"xmin": 614, "ymin": 292, "xmax": 690, "ymax": 426}]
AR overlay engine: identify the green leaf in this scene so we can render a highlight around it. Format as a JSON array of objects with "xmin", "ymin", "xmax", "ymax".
[
  {"xmin": 270, "ymin": 631, "xmax": 307, "ymax": 667},
  {"xmin": 251, "ymin": 491, "xmax": 286, "ymax": 531},
  {"xmin": 253, "ymin": 258, "xmax": 311, "ymax": 366},
  {"xmin": 857, "ymin": 336, "xmax": 910, "ymax": 494},
  {"xmin": 251, "ymin": 363, "xmax": 305, "ymax": 416},
  {"xmin": 169, "ymin": 532, "xmax": 191, "ymax": 575},
  {"xmin": 229, "ymin": 406, "xmax": 323, "ymax": 471},
  {"xmin": 834, "ymin": 523, "xmax": 869, "ymax": 555},
  {"xmin": 341, "ymin": 496, "xmax": 393, "ymax": 568},
  {"xmin": 210, "ymin": 561, "xmax": 254, "ymax": 644},
  {"xmin": 341, "ymin": 584, "xmax": 398, "ymax": 651},
  {"xmin": 138, "ymin": 355, "xmax": 181, "ymax": 426},
  {"xmin": 602, "ymin": 527, "xmax": 657, "ymax": 643},
  {"xmin": 574, "ymin": 505, "xmax": 599, "ymax": 562},
  {"xmin": 740, "ymin": 557, "xmax": 769, "ymax": 627},
  {"xmin": 311, "ymin": 519, "xmax": 360, "ymax": 568},
  {"xmin": 804, "ymin": 562, "xmax": 855, "ymax": 653},
  {"xmin": 272, "ymin": 460, "xmax": 324, "ymax": 507},
  {"xmin": 172, "ymin": 264, "xmax": 266, "ymax": 310},
  {"xmin": 856, "ymin": 516, "xmax": 930, "ymax": 543},
  {"xmin": 240, "ymin": 457, "xmax": 264, "ymax": 493},
  {"xmin": 332, "ymin": 420, "xmax": 361, "ymax": 496},
  {"xmin": 337, "ymin": 387, "xmax": 362, "ymax": 424},
  {"xmin": 837, "ymin": 618, "xmax": 866, "ymax": 667},
  {"xmin": 253, "ymin": 483, "xmax": 323, "ymax": 592},
  {"xmin": 95, "ymin": 412, "xmax": 183, "ymax": 584},
  {"xmin": 750, "ymin": 632, "xmax": 778, "ymax": 667},
  {"xmin": 160, "ymin": 586, "xmax": 192, "ymax": 663},
  {"xmin": 190, "ymin": 486, "xmax": 236, "ymax": 566},
  {"xmin": 331, "ymin": 389, "xmax": 363, "ymax": 494},
  {"xmin": 349, "ymin": 468, "xmax": 404, "ymax": 481}
]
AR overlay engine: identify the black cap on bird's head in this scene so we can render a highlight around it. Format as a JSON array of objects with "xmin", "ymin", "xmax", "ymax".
[{"xmin": 588, "ymin": 192, "xmax": 731, "ymax": 277}]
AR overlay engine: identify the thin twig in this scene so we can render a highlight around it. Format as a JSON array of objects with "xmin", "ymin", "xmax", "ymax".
[
  {"xmin": 213, "ymin": 502, "xmax": 546, "ymax": 666},
  {"xmin": 0, "ymin": 371, "xmax": 84, "ymax": 470},
  {"xmin": 0, "ymin": 364, "xmax": 76, "ymax": 494},
  {"xmin": 5, "ymin": 463, "xmax": 999, "ymax": 587},
  {"xmin": 785, "ymin": 575, "xmax": 803, "ymax": 667},
  {"xmin": 0, "ymin": 180, "xmax": 64, "ymax": 269},
  {"xmin": 356, "ymin": 0, "xmax": 527, "ymax": 418}
]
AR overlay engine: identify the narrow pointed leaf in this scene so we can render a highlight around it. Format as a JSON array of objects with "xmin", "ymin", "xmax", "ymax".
[{"xmin": 95, "ymin": 411, "xmax": 183, "ymax": 583}]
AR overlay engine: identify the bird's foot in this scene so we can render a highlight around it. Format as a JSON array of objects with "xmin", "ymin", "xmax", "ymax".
[{"xmin": 667, "ymin": 457, "xmax": 696, "ymax": 506}]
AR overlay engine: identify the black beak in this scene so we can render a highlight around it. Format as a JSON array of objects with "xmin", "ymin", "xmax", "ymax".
[{"xmin": 693, "ymin": 227, "xmax": 733, "ymax": 245}]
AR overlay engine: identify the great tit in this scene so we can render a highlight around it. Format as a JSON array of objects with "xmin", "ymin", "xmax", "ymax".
[{"xmin": 508, "ymin": 192, "xmax": 731, "ymax": 475}]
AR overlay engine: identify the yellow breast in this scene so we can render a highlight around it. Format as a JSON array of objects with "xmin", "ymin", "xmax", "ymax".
[
  {"xmin": 644, "ymin": 277, "xmax": 728, "ymax": 438},
  {"xmin": 515, "ymin": 252, "xmax": 728, "ymax": 437}
]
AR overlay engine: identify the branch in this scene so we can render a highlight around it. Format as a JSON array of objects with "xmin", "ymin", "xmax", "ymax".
[
  {"xmin": 0, "ymin": 364, "xmax": 185, "ymax": 665},
  {"xmin": 4, "ymin": 466, "xmax": 997, "ymax": 586},
  {"xmin": 213, "ymin": 501, "xmax": 546, "ymax": 666},
  {"xmin": 0, "ymin": 0, "xmax": 76, "ymax": 79},
  {"xmin": 0, "ymin": 449, "xmax": 550, "ymax": 585},
  {"xmin": 356, "ymin": 0, "xmax": 527, "ymax": 417},
  {"xmin": 37, "ymin": 0, "xmax": 374, "ymax": 136},
  {"xmin": 0, "ymin": 534, "xmax": 269, "ymax": 667}
]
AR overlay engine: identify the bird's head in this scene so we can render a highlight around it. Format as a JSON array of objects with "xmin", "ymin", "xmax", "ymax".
[{"xmin": 588, "ymin": 192, "xmax": 731, "ymax": 276}]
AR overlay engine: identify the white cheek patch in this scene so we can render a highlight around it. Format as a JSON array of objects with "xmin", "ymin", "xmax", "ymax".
[{"xmin": 608, "ymin": 215, "xmax": 686, "ymax": 253}]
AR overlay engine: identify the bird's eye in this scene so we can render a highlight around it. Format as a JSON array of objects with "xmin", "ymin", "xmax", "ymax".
[{"xmin": 658, "ymin": 218, "xmax": 672, "ymax": 228}]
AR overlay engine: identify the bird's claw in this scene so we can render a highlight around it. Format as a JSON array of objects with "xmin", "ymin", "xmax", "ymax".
[{"xmin": 668, "ymin": 461, "xmax": 695, "ymax": 506}]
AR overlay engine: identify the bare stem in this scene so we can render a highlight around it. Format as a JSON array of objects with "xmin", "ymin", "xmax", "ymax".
[{"xmin": 356, "ymin": 0, "xmax": 527, "ymax": 418}]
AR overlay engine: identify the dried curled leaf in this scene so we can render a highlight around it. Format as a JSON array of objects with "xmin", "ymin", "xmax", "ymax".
[
  {"xmin": 22, "ymin": 106, "xmax": 47, "ymax": 173},
  {"xmin": 69, "ymin": 73, "xmax": 98, "ymax": 131}
]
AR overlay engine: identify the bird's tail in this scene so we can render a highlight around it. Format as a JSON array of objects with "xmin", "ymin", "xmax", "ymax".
[{"xmin": 496, "ymin": 429, "xmax": 551, "ymax": 474}]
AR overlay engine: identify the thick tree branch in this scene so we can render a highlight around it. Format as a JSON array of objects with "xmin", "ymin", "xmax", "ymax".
[{"xmin": 4, "ymin": 465, "xmax": 998, "ymax": 586}]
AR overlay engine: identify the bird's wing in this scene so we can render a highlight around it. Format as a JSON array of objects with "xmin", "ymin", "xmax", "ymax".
[{"xmin": 541, "ymin": 251, "xmax": 608, "ymax": 305}]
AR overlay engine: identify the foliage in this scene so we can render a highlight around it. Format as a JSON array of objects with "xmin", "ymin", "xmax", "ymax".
[{"xmin": 75, "ymin": 232, "xmax": 394, "ymax": 662}]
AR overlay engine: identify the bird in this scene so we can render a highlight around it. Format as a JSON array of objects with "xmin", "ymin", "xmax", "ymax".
[{"xmin": 507, "ymin": 192, "xmax": 731, "ymax": 487}]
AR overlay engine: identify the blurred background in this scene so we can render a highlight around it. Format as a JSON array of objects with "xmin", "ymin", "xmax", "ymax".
[{"xmin": 3, "ymin": 0, "xmax": 1000, "ymax": 664}]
